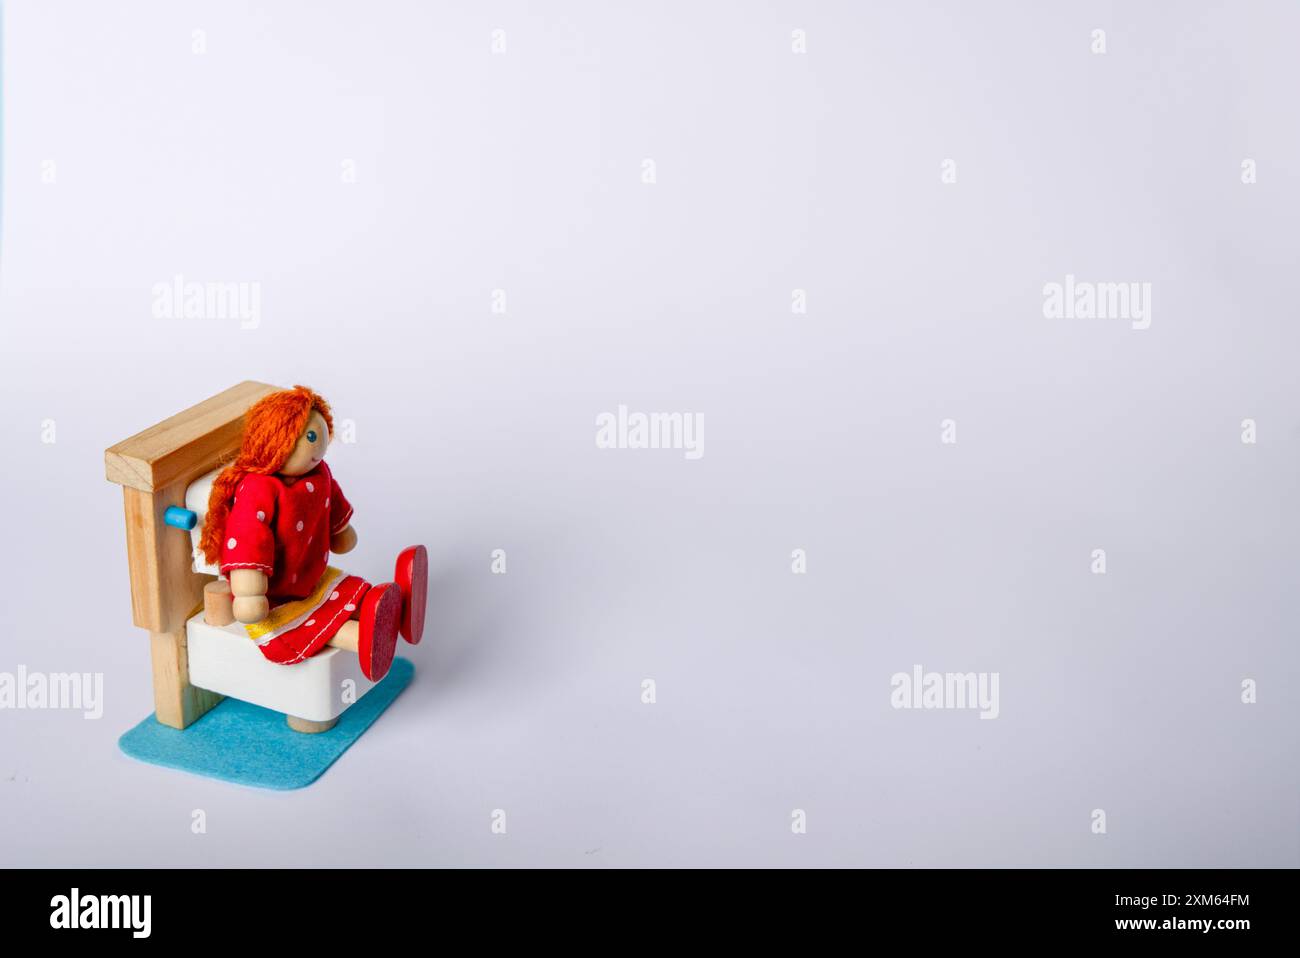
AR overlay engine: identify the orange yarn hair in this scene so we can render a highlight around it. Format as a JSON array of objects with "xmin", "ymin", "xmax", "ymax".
[{"xmin": 199, "ymin": 385, "xmax": 334, "ymax": 565}]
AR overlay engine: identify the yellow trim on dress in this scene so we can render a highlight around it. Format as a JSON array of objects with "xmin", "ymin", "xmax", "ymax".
[{"xmin": 243, "ymin": 567, "xmax": 345, "ymax": 641}]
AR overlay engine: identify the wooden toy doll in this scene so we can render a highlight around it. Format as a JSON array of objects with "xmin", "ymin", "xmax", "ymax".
[{"xmin": 197, "ymin": 386, "xmax": 426, "ymax": 681}]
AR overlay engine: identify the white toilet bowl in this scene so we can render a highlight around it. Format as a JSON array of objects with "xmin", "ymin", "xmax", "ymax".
[{"xmin": 187, "ymin": 613, "xmax": 377, "ymax": 723}]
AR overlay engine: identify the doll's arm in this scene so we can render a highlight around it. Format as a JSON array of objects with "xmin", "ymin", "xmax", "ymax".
[
  {"xmin": 327, "ymin": 470, "xmax": 356, "ymax": 554},
  {"xmin": 230, "ymin": 569, "xmax": 269, "ymax": 623},
  {"xmin": 330, "ymin": 524, "xmax": 357, "ymax": 554},
  {"xmin": 219, "ymin": 475, "xmax": 277, "ymax": 623}
]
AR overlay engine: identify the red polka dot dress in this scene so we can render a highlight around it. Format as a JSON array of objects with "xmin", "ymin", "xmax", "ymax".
[{"xmin": 219, "ymin": 462, "xmax": 371, "ymax": 664}]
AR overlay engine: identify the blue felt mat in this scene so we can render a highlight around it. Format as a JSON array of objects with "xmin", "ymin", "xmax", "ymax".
[{"xmin": 119, "ymin": 658, "xmax": 413, "ymax": 790}]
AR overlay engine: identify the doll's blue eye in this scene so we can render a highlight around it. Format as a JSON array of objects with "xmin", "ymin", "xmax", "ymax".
[{"xmin": 306, "ymin": 430, "xmax": 318, "ymax": 443}]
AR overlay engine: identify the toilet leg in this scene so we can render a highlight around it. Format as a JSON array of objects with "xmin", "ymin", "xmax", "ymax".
[{"xmin": 286, "ymin": 714, "xmax": 338, "ymax": 734}]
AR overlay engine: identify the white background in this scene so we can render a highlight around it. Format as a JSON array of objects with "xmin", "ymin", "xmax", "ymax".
[{"xmin": 0, "ymin": 0, "xmax": 1297, "ymax": 866}]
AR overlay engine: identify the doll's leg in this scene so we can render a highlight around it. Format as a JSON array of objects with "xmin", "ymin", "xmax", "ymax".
[
  {"xmin": 328, "ymin": 584, "xmax": 400, "ymax": 681},
  {"xmin": 394, "ymin": 545, "xmax": 428, "ymax": 645},
  {"xmin": 325, "ymin": 586, "xmax": 367, "ymax": 652},
  {"xmin": 328, "ymin": 621, "xmax": 359, "ymax": 651}
]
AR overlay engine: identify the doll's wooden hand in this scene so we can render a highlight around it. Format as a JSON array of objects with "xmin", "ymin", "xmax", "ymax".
[
  {"xmin": 230, "ymin": 569, "xmax": 270, "ymax": 624},
  {"xmin": 232, "ymin": 596, "xmax": 268, "ymax": 623},
  {"xmin": 330, "ymin": 524, "xmax": 358, "ymax": 555}
]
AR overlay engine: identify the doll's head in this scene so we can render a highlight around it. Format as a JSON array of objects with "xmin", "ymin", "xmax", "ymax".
[
  {"xmin": 198, "ymin": 385, "xmax": 334, "ymax": 564},
  {"xmin": 279, "ymin": 406, "xmax": 331, "ymax": 476}
]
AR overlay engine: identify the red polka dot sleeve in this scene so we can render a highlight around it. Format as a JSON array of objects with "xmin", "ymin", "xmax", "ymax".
[
  {"xmin": 328, "ymin": 467, "xmax": 353, "ymax": 535},
  {"xmin": 220, "ymin": 474, "xmax": 278, "ymax": 576}
]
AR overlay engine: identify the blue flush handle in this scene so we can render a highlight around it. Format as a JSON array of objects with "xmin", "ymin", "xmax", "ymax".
[{"xmin": 164, "ymin": 506, "xmax": 198, "ymax": 530}]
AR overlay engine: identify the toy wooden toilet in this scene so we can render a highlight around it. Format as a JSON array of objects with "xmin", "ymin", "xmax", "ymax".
[{"xmin": 105, "ymin": 381, "xmax": 379, "ymax": 734}]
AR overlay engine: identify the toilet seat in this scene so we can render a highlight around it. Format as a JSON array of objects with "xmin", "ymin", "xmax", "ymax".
[{"xmin": 187, "ymin": 613, "xmax": 378, "ymax": 723}]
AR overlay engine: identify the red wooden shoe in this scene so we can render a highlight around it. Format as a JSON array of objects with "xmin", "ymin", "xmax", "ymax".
[
  {"xmin": 394, "ymin": 544, "xmax": 428, "ymax": 645},
  {"xmin": 356, "ymin": 583, "xmax": 401, "ymax": 681}
]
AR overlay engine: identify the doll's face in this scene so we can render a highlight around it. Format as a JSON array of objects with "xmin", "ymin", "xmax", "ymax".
[{"xmin": 279, "ymin": 410, "xmax": 330, "ymax": 476}]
